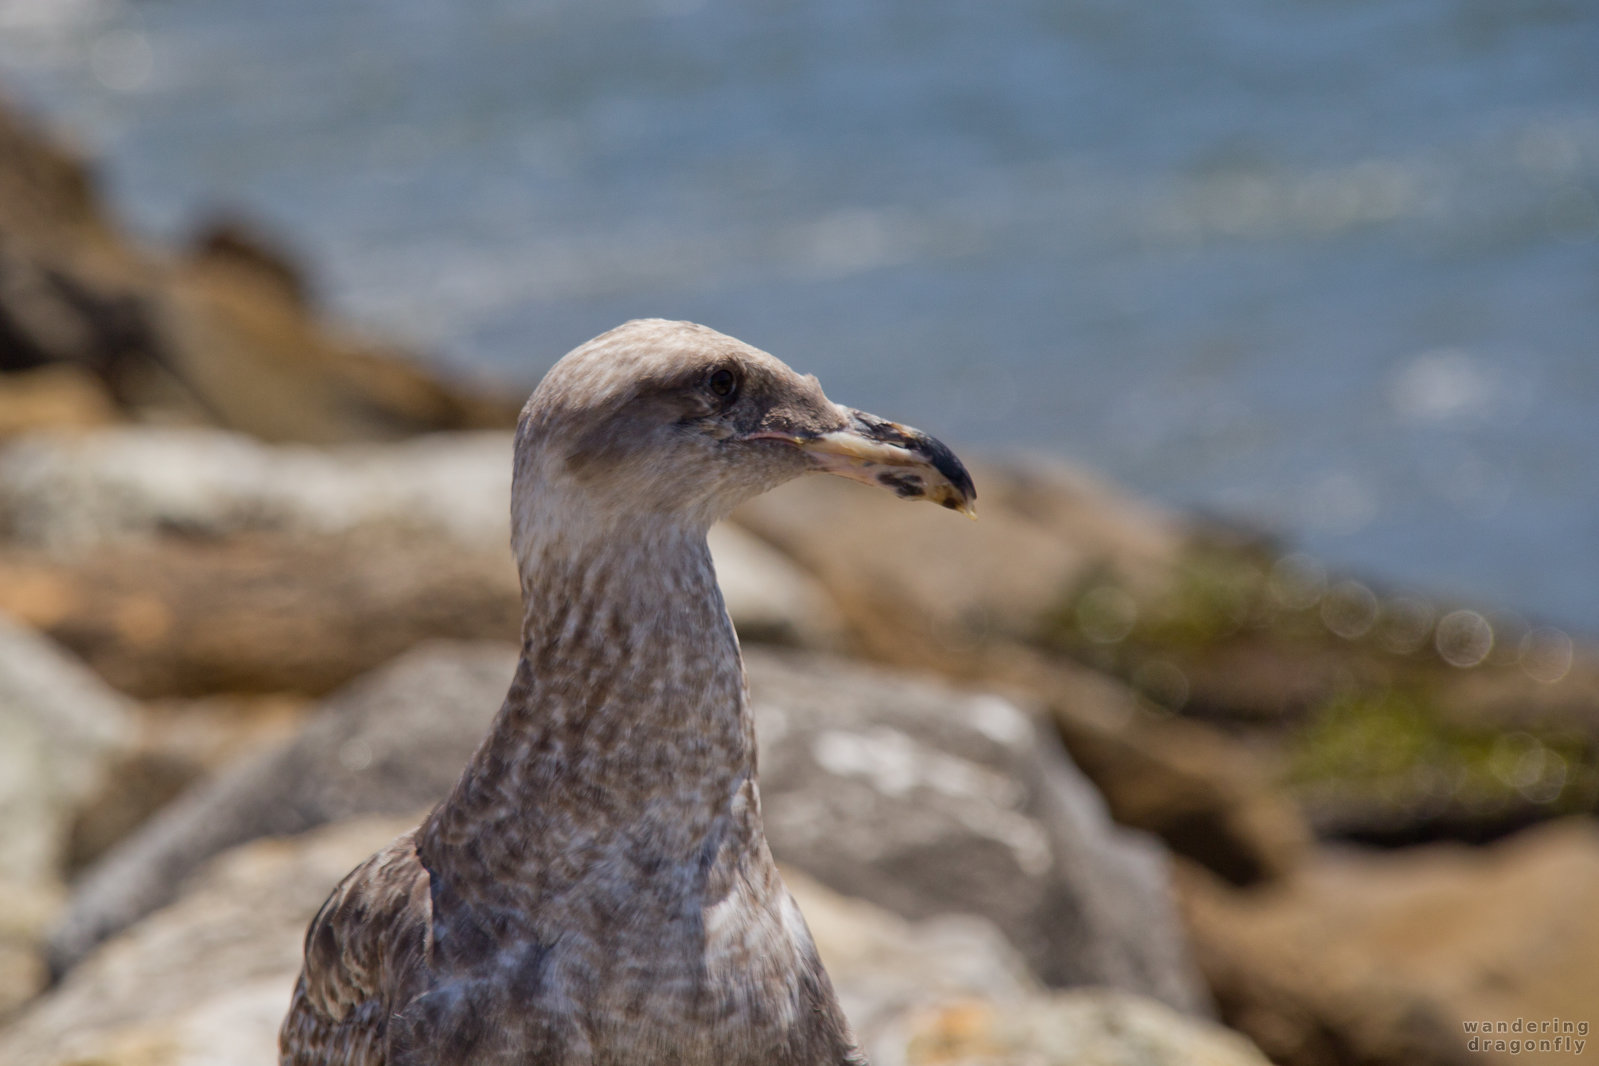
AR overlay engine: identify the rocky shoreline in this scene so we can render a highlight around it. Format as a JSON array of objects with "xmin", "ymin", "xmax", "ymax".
[{"xmin": 1, "ymin": 91, "xmax": 1595, "ymax": 1066}]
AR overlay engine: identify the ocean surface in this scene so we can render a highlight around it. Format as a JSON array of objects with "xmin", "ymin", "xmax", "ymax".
[{"xmin": 1, "ymin": 0, "xmax": 1595, "ymax": 633}]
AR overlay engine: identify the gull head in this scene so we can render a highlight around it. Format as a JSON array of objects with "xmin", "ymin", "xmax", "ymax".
[{"xmin": 512, "ymin": 318, "xmax": 975, "ymax": 563}]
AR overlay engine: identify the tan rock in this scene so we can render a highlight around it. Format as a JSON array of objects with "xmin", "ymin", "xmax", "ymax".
[
  {"xmin": 0, "ymin": 533, "xmax": 523, "ymax": 697},
  {"xmin": 796, "ymin": 872, "xmax": 1271, "ymax": 1066},
  {"xmin": 1032, "ymin": 653, "xmax": 1310, "ymax": 885},
  {"xmin": 149, "ymin": 259, "xmax": 517, "ymax": 443},
  {"xmin": 709, "ymin": 523, "xmax": 847, "ymax": 649},
  {"xmin": 0, "ymin": 97, "xmax": 130, "ymax": 272},
  {"xmin": 730, "ymin": 456, "xmax": 1183, "ymax": 669},
  {"xmin": 0, "ymin": 881, "xmax": 58, "ymax": 1021},
  {"xmin": 0, "ymin": 365, "xmax": 118, "ymax": 437},
  {"xmin": 0, "ymin": 526, "xmax": 839, "ymax": 701},
  {"xmin": 1179, "ymin": 819, "xmax": 1599, "ymax": 1066},
  {"xmin": 902, "ymin": 991, "xmax": 1270, "ymax": 1066},
  {"xmin": 0, "ymin": 93, "xmax": 515, "ymax": 443},
  {"xmin": 784, "ymin": 867, "xmax": 1040, "ymax": 1058}
]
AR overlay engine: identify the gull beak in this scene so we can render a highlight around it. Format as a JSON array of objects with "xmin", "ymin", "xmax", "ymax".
[{"xmin": 752, "ymin": 407, "xmax": 977, "ymax": 517}]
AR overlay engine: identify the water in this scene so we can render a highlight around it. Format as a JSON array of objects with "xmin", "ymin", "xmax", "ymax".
[{"xmin": 1, "ymin": 0, "xmax": 1596, "ymax": 632}]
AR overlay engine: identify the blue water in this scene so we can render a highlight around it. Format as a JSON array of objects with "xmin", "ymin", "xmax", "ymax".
[{"xmin": 1, "ymin": 0, "xmax": 1596, "ymax": 633}]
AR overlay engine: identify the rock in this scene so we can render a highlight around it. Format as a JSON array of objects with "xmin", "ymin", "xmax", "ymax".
[
  {"xmin": 0, "ymin": 533, "xmax": 524, "ymax": 697},
  {"xmin": 727, "ymin": 462, "xmax": 1307, "ymax": 890},
  {"xmin": 0, "ymin": 608, "xmax": 137, "ymax": 1013},
  {"xmin": 0, "ymin": 95, "xmax": 128, "ymax": 273},
  {"xmin": 781, "ymin": 867, "xmax": 1041, "ymax": 1060},
  {"xmin": 0, "ymin": 92, "xmax": 516, "ymax": 442},
  {"xmin": 1000, "ymin": 650, "xmax": 1311, "ymax": 886},
  {"xmin": 46, "ymin": 643, "xmax": 518, "ymax": 976},
  {"xmin": 6, "ymin": 818, "xmax": 1229, "ymax": 1066},
  {"xmin": 0, "ymin": 882, "xmax": 58, "ymax": 1023},
  {"xmin": 709, "ymin": 523, "xmax": 847, "ymax": 649},
  {"xmin": 747, "ymin": 648, "xmax": 1206, "ymax": 1012},
  {"xmin": 64, "ymin": 694, "xmax": 309, "ymax": 877},
  {"xmin": 1178, "ymin": 819, "xmax": 1599, "ymax": 1066},
  {"xmin": 1038, "ymin": 540, "xmax": 1599, "ymax": 849},
  {"xmin": 51, "ymin": 643, "xmax": 1205, "ymax": 1015},
  {"xmin": 796, "ymin": 873, "xmax": 1270, "ymax": 1066},
  {"xmin": 0, "ymin": 815, "xmax": 420, "ymax": 1066},
  {"xmin": 900, "ymin": 991, "xmax": 1271, "ymax": 1066},
  {"xmin": 730, "ymin": 456, "xmax": 1184, "ymax": 669},
  {"xmin": 0, "ymin": 365, "xmax": 117, "ymax": 438},
  {"xmin": 0, "ymin": 427, "xmax": 515, "ymax": 551},
  {"xmin": 149, "ymin": 255, "xmax": 518, "ymax": 443},
  {"xmin": 1287, "ymin": 677, "xmax": 1599, "ymax": 849},
  {"xmin": 186, "ymin": 214, "xmax": 313, "ymax": 309},
  {"xmin": 0, "ymin": 610, "xmax": 137, "ymax": 885}
]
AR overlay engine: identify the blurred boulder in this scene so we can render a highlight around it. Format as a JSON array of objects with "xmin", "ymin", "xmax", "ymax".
[
  {"xmin": 0, "ymin": 93, "xmax": 516, "ymax": 442},
  {"xmin": 0, "ymin": 94, "xmax": 129, "ymax": 272},
  {"xmin": 0, "ymin": 427, "xmax": 516, "ymax": 550},
  {"xmin": 747, "ymin": 648, "xmax": 1205, "ymax": 1012},
  {"xmin": 900, "ymin": 991, "xmax": 1270, "ymax": 1066},
  {"xmin": 1179, "ymin": 818, "xmax": 1599, "ymax": 1066},
  {"xmin": 63, "ymin": 693, "xmax": 310, "ymax": 877},
  {"xmin": 778, "ymin": 866, "xmax": 1039, "ymax": 1059},
  {"xmin": 730, "ymin": 456, "xmax": 1184, "ymax": 668},
  {"xmin": 0, "ymin": 882, "xmax": 57, "ymax": 1024},
  {"xmin": 1017, "ymin": 652, "xmax": 1311, "ymax": 886},
  {"xmin": 46, "ymin": 642, "xmax": 517, "ymax": 976},
  {"xmin": 801, "ymin": 876, "xmax": 1268, "ymax": 1066},
  {"xmin": 0, "ymin": 365, "xmax": 117, "ymax": 438},
  {"xmin": 1287, "ymin": 677, "xmax": 1599, "ymax": 849},
  {"xmin": 1043, "ymin": 543, "xmax": 1599, "ymax": 848},
  {"xmin": 0, "ymin": 533, "xmax": 523, "ymax": 697},
  {"xmin": 185, "ymin": 214, "xmax": 313, "ymax": 309},
  {"xmin": 0, "ymin": 609, "xmax": 137, "ymax": 1014},
  {"xmin": 709, "ymin": 523, "xmax": 847, "ymax": 649},
  {"xmin": 50, "ymin": 643, "xmax": 1205, "ymax": 1015},
  {"xmin": 1, "ymin": 815, "xmax": 420, "ymax": 1066}
]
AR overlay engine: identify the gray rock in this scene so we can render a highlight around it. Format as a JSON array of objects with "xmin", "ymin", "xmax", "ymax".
[
  {"xmin": 0, "ymin": 428, "xmax": 516, "ymax": 551},
  {"xmin": 709, "ymin": 523, "xmax": 847, "ymax": 649},
  {"xmin": 50, "ymin": 643, "xmax": 1204, "ymax": 1014},
  {"xmin": 0, "ymin": 610, "xmax": 136, "ymax": 889},
  {"xmin": 0, "ymin": 609, "xmax": 136, "ymax": 1013},
  {"xmin": 748, "ymin": 648, "xmax": 1205, "ymax": 1013},
  {"xmin": 46, "ymin": 642, "xmax": 516, "ymax": 977},
  {"xmin": 785, "ymin": 865, "xmax": 1040, "ymax": 1060},
  {"xmin": 2, "ymin": 816, "xmax": 422, "ymax": 1066}
]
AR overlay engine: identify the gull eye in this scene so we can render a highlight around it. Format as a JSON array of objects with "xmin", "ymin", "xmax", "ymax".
[{"xmin": 707, "ymin": 367, "xmax": 738, "ymax": 399}]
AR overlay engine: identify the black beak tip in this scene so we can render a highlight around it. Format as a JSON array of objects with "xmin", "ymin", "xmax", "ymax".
[
  {"xmin": 918, "ymin": 431, "xmax": 976, "ymax": 505},
  {"xmin": 843, "ymin": 407, "xmax": 976, "ymax": 507}
]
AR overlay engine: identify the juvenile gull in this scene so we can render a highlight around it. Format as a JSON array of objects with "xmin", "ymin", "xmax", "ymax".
[{"xmin": 278, "ymin": 319, "xmax": 976, "ymax": 1065}]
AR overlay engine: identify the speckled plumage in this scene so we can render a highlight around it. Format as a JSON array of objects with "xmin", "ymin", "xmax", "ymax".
[{"xmin": 280, "ymin": 320, "xmax": 974, "ymax": 1066}]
